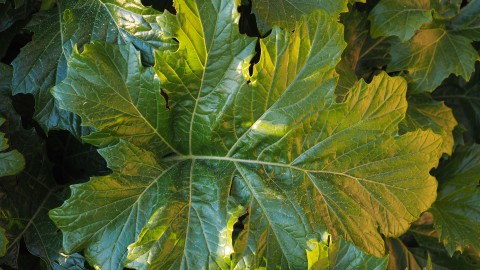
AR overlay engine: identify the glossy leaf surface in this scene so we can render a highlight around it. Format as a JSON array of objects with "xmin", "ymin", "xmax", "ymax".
[
  {"xmin": 11, "ymin": 0, "xmax": 176, "ymax": 136},
  {"xmin": 50, "ymin": 1, "xmax": 445, "ymax": 268}
]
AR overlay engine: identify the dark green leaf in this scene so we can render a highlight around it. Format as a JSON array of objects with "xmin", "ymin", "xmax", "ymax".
[
  {"xmin": 430, "ymin": 144, "xmax": 480, "ymax": 255},
  {"xmin": 434, "ymin": 62, "xmax": 480, "ymax": 143},
  {"xmin": 11, "ymin": 0, "xmax": 177, "ymax": 137},
  {"xmin": 0, "ymin": 0, "xmax": 35, "ymax": 32},
  {"xmin": 339, "ymin": 8, "xmax": 391, "ymax": 81},
  {"xmin": 0, "ymin": 63, "xmax": 86, "ymax": 269},
  {"xmin": 387, "ymin": 27, "xmax": 479, "ymax": 93},
  {"xmin": 369, "ymin": 0, "xmax": 433, "ymax": 41},
  {"xmin": 0, "ymin": 227, "xmax": 7, "ymax": 257}
]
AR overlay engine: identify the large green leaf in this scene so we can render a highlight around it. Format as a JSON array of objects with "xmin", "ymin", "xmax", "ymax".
[
  {"xmin": 430, "ymin": 144, "xmax": 480, "ymax": 255},
  {"xmin": 51, "ymin": 1, "xmax": 445, "ymax": 269},
  {"xmin": 368, "ymin": 0, "xmax": 433, "ymax": 41},
  {"xmin": 11, "ymin": 0, "xmax": 176, "ymax": 137}
]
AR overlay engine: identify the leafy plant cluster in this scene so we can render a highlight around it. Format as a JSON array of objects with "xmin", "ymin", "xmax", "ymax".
[{"xmin": 0, "ymin": 0, "xmax": 479, "ymax": 269}]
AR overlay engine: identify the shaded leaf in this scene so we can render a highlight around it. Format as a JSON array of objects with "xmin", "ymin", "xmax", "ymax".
[
  {"xmin": 408, "ymin": 213, "xmax": 480, "ymax": 270},
  {"xmin": 250, "ymin": 0, "xmax": 348, "ymax": 30},
  {"xmin": 0, "ymin": 63, "xmax": 86, "ymax": 269},
  {"xmin": 369, "ymin": 0, "xmax": 433, "ymax": 41},
  {"xmin": 449, "ymin": 0, "xmax": 480, "ymax": 40},
  {"xmin": 339, "ymin": 8, "xmax": 391, "ymax": 81},
  {"xmin": 430, "ymin": 144, "xmax": 480, "ymax": 255},
  {"xmin": 11, "ymin": 0, "xmax": 177, "ymax": 136},
  {"xmin": 434, "ymin": 62, "xmax": 480, "ymax": 143},
  {"xmin": 307, "ymin": 238, "xmax": 388, "ymax": 270},
  {"xmin": 387, "ymin": 27, "xmax": 479, "ymax": 93},
  {"xmin": 0, "ymin": 227, "xmax": 7, "ymax": 257},
  {"xmin": 0, "ymin": 117, "xmax": 24, "ymax": 177},
  {"xmin": 0, "ymin": 0, "xmax": 36, "ymax": 32}
]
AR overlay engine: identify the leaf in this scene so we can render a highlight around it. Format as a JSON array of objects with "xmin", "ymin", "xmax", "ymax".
[
  {"xmin": 449, "ymin": 0, "xmax": 480, "ymax": 40},
  {"xmin": 399, "ymin": 94, "xmax": 457, "ymax": 156},
  {"xmin": 368, "ymin": 0, "xmax": 433, "ymax": 41},
  {"xmin": 0, "ymin": 64, "xmax": 86, "ymax": 269},
  {"xmin": 0, "ymin": 0, "xmax": 35, "ymax": 32},
  {"xmin": 386, "ymin": 238, "xmax": 430, "ymax": 270},
  {"xmin": 339, "ymin": 9, "xmax": 391, "ymax": 82},
  {"xmin": 0, "ymin": 65, "xmax": 25, "ymax": 178},
  {"xmin": 408, "ymin": 214, "xmax": 480, "ymax": 270},
  {"xmin": 330, "ymin": 241, "xmax": 388, "ymax": 270},
  {"xmin": 51, "ymin": 2, "xmax": 444, "ymax": 269},
  {"xmin": 430, "ymin": 144, "xmax": 480, "ymax": 255},
  {"xmin": 431, "ymin": 0, "xmax": 462, "ymax": 20},
  {"xmin": 250, "ymin": 0, "xmax": 348, "ymax": 30},
  {"xmin": 11, "ymin": 0, "xmax": 177, "ymax": 137},
  {"xmin": 0, "ymin": 227, "xmax": 7, "ymax": 257},
  {"xmin": 385, "ymin": 2, "xmax": 480, "ymax": 93},
  {"xmin": 434, "ymin": 58, "xmax": 480, "ymax": 144},
  {"xmin": 0, "ymin": 117, "xmax": 24, "ymax": 177},
  {"xmin": 388, "ymin": 28, "xmax": 479, "ymax": 93},
  {"xmin": 307, "ymin": 238, "xmax": 389, "ymax": 270}
]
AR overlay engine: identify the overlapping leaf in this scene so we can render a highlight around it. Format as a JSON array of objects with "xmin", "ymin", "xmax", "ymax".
[
  {"xmin": 380, "ymin": 1, "xmax": 480, "ymax": 93},
  {"xmin": 430, "ymin": 144, "xmax": 480, "ymax": 255},
  {"xmin": 434, "ymin": 60, "xmax": 480, "ymax": 143},
  {"xmin": 50, "ymin": 1, "xmax": 445, "ymax": 269},
  {"xmin": 0, "ymin": 117, "xmax": 24, "ymax": 177},
  {"xmin": 0, "ymin": 65, "xmax": 24, "ymax": 177},
  {"xmin": 0, "ymin": 64, "xmax": 86, "ymax": 269},
  {"xmin": 11, "ymin": 0, "xmax": 176, "ymax": 136},
  {"xmin": 307, "ymin": 238, "xmax": 389, "ymax": 270},
  {"xmin": 369, "ymin": 0, "xmax": 432, "ymax": 41},
  {"xmin": 400, "ymin": 95, "xmax": 457, "ymax": 155},
  {"xmin": 248, "ymin": 0, "xmax": 348, "ymax": 31}
]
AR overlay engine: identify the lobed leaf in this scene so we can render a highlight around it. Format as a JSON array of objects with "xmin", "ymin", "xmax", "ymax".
[
  {"xmin": 51, "ymin": 1, "xmax": 445, "ymax": 269},
  {"xmin": 387, "ymin": 28, "xmax": 479, "ymax": 93},
  {"xmin": 430, "ymin": 144, "xmax": 480, "ymax": 255},
  {"xmin": 369, "ymin": 0, "xmax": 433, "ymax": 41},
  {"xmin": 400, "ymin": 95, "xmax": 457, "ymax": 156},
  {"xmin": 383, "ymin": 1, "xmax": 480, "ymax": 93},
  {"xmin": 11, "ymin": 0, "xmax": 176, "ymax": 136}
]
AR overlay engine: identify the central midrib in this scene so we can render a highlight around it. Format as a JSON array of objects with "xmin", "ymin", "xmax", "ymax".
[{"xmin": 163, "ymin": 154, "xmax": 334, "ymax": 175}]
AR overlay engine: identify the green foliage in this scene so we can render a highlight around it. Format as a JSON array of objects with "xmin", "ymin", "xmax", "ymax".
[{"xmin": 1, "ymin": 0, "xmax": 479, "ymax": 269}]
